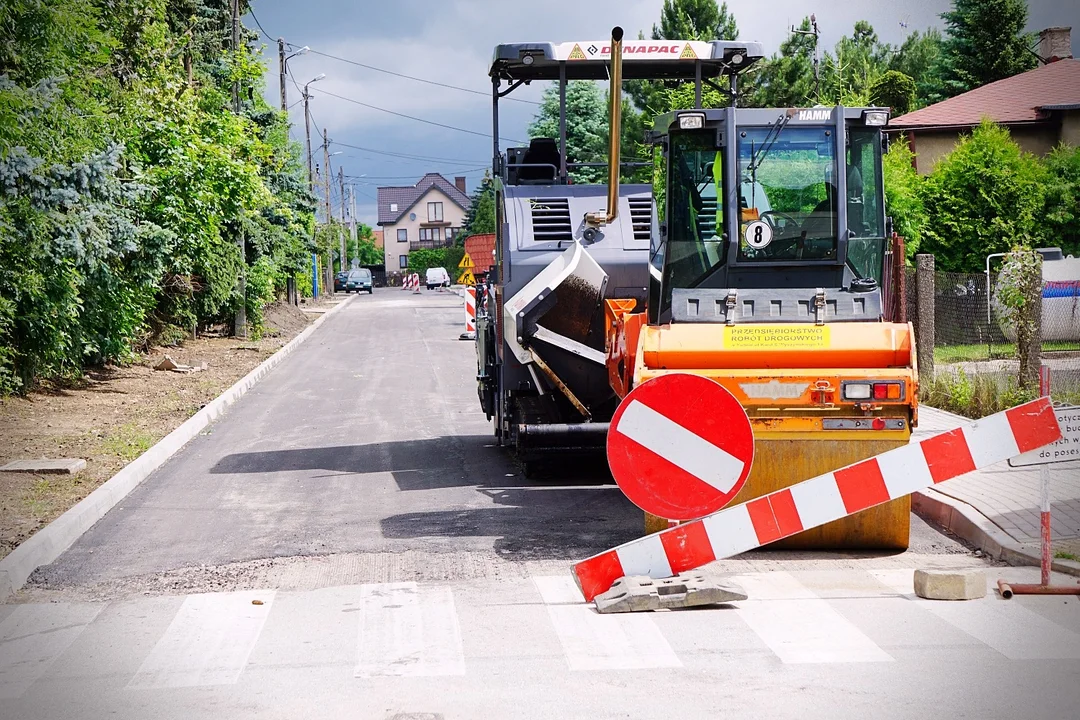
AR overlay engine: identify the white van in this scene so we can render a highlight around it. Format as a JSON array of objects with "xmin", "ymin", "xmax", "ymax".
[{"xmin": 425, "ymin": 266, "xmax": 451, "ymax": 290}]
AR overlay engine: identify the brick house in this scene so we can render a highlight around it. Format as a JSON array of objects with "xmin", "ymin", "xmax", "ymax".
[
  {"xmin": 378, "ymin": 173, "xmax": 470, "ymax": 273},
  {"xmin": 889, "ymin": 28, "xmax": 1078, "ymax": 174}
]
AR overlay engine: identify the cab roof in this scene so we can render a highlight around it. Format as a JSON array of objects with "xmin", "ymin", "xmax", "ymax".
[{"xmin": 490, "ymin": 40, "xmax": 764, "ymax": 82}]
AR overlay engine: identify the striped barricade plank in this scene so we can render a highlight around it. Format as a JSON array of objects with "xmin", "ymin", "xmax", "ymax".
[{"xmin": 572, "ymin": 397, "xmax": 1062, "ymax": 602}]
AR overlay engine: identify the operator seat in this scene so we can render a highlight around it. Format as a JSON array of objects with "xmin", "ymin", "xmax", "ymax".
[{"xmin": 518, "ymin": 138, "xmax": 560, "ymax": 183}]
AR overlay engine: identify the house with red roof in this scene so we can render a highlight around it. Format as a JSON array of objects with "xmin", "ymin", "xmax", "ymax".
[
  {"xmin": 378, "ymin": 173, "xmax": 470, "ymax": 272},
  {"xmin": 889, "ymin": 28, "xmax": 1077, "ymax": 174}
]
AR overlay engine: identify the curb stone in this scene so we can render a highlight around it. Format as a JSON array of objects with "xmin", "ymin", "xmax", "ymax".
[
  {"xmin": 912, "ymin": 487, "xmax": 1080, "ymax": 579},
  {"xmin": 0, "ymin": 295, "xmax": 356, "ymax": 600}
]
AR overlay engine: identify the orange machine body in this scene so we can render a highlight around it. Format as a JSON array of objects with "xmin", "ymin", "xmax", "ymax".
[{"xmin": 605, "ymin": 301, "xmax": 919, "ymax": 549}]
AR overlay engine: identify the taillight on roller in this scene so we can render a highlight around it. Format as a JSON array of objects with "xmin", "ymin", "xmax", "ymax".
[{"xmin": 843, "ymin": 381, "xmax": 905, "ymax": 402}]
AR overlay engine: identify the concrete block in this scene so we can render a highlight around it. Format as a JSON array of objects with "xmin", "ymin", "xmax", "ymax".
[
  {"xmin": 0, "ymin": 459, "xmax": 86, "ymax": 474},
  {"xmin": 914, "ymin": 568, "xmax": 987, "ymax": 600},
  {"xmin": 594, "ymin": 574, "xmax": 747, "ymax": 613}
]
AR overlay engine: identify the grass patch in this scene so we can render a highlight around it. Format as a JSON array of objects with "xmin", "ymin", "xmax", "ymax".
[
  {"xmin": 935, "ymin": 341, "xmax": 1080, "ymax": 364},
  {"xmin": 97, "ymin": 422, "xmax": 156, "ymax": 462},
  {"xmin": 921, "ymin": 368, "xmax": 1036, "ymax": 419},
  {"xmin": 1054, "ymin": 551, "xmax": 1080, "ymax": 562}
]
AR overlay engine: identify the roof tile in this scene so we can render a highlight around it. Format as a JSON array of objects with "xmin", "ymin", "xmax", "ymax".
[
  {"xmin": 464, "ymin": 233, "xmax": 496, "ymax": 273},
  {"xmin": 377, "ymin": 173, "xmax": 471, "ymax": 225},
  {"xmin": 891, "ymin": 59, "xmax": 1080, "ymax": 128}
]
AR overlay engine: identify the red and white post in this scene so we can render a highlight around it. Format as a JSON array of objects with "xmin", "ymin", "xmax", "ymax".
[{"xmin": 460, "ymin": 287, "xmax": 476, "ymax": 340}]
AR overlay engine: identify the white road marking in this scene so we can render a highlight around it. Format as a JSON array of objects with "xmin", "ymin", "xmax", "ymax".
[
  {"xmin": 128, "ymin": 590, "xmax": 275, "ymax": 689},
  {"xmin": 871, "ymin": 570, "xmax": 1080, "ymax": 660},
  {"xmin": 533, "ymin": 576, "xmax": 681, "ymax": 671},
  {"xmin": 616, "ymin": 399, "xmax": 745, "ymax": 492},
  {"xmin": 355, "ymin": 582, "xmax": 465, "ymax": 678},
  {"xmin": 0, "ymin": 603, "xmax": 102, "ymax": 699},
  {"xmin": 732, "ymin": 572, "xmax": 894, "ymax": 664}
]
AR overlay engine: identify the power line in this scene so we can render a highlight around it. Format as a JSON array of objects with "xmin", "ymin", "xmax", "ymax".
[
  {"xmin": 246, "ymin": 8, "xmax": 276, "ymax": 43},
  {"xmin": 301, "ymin": 48, "xmax": 539, "ymax": 106},
  {"xmin": 250, "ymin": 7, "xmax": 538, "ymax": 108},
  {"xmin": 345, "ymin": 168, "xmax": 487, "ymax": 181},
  {"xmin": 310, "ymin": 87, "xmax": 525, "ymax": 144},
  {"xmin": 331, "ymin": 140, "xmax": 484, "ymax": 165}
]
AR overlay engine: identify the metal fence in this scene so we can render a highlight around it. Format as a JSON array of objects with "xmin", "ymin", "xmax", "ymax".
[{"xmin": 910, "ymin": 268, "xmax": 1080, "ymax": 405}]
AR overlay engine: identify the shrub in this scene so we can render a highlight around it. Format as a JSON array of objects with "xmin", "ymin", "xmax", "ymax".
[
  {"xmin": 882, "ymin": 141, "xmax": 926, "ymax": 257},
  {"xmin": 1042, "ymin": 144, "xmax": 1080, "ymax": 257},
  {"xmin": 870, "ymin": 70, "xmax": 917, "ymax": 116},
  {"xmin": 920, "ymin": 120, "xmax": 1046, "ymax": 272}
]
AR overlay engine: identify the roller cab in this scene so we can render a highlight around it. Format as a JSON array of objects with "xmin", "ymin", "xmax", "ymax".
[{"xmin": 608, "ymin": 104, "xmax": 917, "ymax": 550}]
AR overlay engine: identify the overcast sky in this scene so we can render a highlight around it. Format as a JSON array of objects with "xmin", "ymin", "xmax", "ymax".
[{"xmin": 247, "ymin": 0, "xmax": 1078, "ymax": 226}]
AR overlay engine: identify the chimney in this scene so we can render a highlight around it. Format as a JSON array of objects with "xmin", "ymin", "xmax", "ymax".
[
  {"xmin": 454, "ymin": 176, "xmax": 467, "ymax": 194},
  {"xmin": 1038, "ymin": 27, "xmax": 1072, "ymax": 63}
]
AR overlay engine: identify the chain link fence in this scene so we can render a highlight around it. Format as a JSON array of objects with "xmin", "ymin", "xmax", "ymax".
[{"xmin": 910, "ymin": 268, "xmax": 1080, "ymax": 407}]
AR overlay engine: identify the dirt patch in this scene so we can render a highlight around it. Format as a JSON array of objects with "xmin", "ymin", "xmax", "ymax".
[{"xmin": 0, "ymin": 297, "xmax": 344, "ymax": 560}]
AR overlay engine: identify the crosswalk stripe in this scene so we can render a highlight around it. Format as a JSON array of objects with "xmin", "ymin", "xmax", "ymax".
[
  {"xmin": 732, "ymin": 572, "xmax": 894, "ymax": 664},
  {"xmin": 533, "ymin": 576, "xmax": 681, "ymax": 671},
  {"xmin": 0, "ymin": 602, "xmax": 103, "ymax": 699},
  {"xmin": 128, "ymin": 589, "xmax": 275, "ymax": 689},
  {"xmin": 870, "ymin": 570, "xmax": 1080, "ymax": 660},
  {"xmin": 355, "ymin": 582, "xmax": 465, "ymax": 678}
]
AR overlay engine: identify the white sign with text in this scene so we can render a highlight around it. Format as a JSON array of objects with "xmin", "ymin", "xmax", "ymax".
[{"xmin": 1009, "ymin": 406, "xmax": 1080, "ymax": 467}]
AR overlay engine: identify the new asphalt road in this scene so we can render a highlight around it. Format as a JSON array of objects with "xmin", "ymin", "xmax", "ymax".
[{"xmin": 2, "ymin": 289, "xmax": 1079, "ymax": 720}]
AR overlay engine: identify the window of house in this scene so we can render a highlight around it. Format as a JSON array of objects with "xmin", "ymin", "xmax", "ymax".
[
  {"xmin": 399, "ymin": 255, "xmax": 408, "ymax": 269},
  {"xmin": 428, "ymin": 202, "xmax": 443, "ymax": 222},
  {"xmin": 446, "ymin": 228, "xmax": 457, "ymax": 243},
  {"xmin": 419, "ymin": 228, "xmax": 434, "ymax": 242},
  {"xmin": 390, "ymin": 203, "xmax": 398, "ymax": 212},
  {"xmin": 397, "ymin": 229, "xmax": 407, "ymax": 243}
]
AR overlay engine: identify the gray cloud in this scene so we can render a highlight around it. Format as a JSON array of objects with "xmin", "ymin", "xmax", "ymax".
[{"xmin": 251, "ymin": 0, "xmax": 1077, "ymax": 225}]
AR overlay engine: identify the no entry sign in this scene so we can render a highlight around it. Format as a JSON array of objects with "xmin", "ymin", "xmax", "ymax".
[{"xmin": 607, "ymin": 373, "xmax": 754, "ymax": 520}]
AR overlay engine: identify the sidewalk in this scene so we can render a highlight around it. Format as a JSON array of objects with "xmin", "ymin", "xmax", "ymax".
[{"xmin": 913, "ymin": 405, "xmax": 1080, "ymax": 576}]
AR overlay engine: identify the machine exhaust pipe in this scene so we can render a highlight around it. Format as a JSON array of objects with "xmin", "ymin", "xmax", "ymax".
[{"xmin": 586, "ymin": 26, "xmax": 623, "ymax": 227}]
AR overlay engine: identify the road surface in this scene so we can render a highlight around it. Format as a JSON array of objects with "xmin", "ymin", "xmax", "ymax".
[{"xmin": 2, "ymin": 290, "xmax": 1078, "ymax": 720}]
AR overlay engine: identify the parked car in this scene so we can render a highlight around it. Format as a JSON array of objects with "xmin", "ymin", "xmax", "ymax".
[
  {"xmin": 334, "ymin": 271, "xmax": 349, "ymax": 292},
  {"xmin": 345, "ymin": 268, "xmax": 373, "ymax": 294},
  {"xmin": 425, "ymin": 267, "xmax": 451, "ymax": 290}
]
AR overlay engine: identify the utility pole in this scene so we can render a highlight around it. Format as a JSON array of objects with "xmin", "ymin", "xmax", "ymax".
[
  {"xmin": 278, "ymin": 39, "xmax": 298, "ymax": 306},
  {"xmin": 278, "ymin": 38, "xmax": 288, "ymax": 114},
  {"xmin": 323, "ymin": 128, "xmax": 334, "ymax": 294},
  {"xmin": 231, "ymin": 0, "xmax": 246, "ymax": 336},
  {"xmin": 791, "ymin": 13, "xmax": 821, "ymax": 101},
  {"xmin": 349, "ymin": 184, "xmax": 358, "ymax": 260},
  {"xmin": 338, "ymin": 166, "xmax": 347, "ymax": 271}
]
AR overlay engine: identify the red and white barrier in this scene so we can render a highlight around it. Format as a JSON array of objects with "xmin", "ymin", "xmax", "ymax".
[
  {"xmin": 461, "ymin": 287, "xmax": 476, "ymax": 339},
  {"xmin": 411, "ymin": 273, "xmax": 421, "ymax": 294},
  {"xmin": 572, "ymin": 397, "xmax": 1062, "ymax": 602}
]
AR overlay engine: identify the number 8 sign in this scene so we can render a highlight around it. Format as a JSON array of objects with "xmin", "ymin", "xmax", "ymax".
[{"xmin": 744, "ymin": 220, "xmax": 773, "ymax": 249}]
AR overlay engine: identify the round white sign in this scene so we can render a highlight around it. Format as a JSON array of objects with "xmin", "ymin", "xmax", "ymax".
[{"xmin": 744, "ymin": 220, "xmax": 773, "ymax": 249}]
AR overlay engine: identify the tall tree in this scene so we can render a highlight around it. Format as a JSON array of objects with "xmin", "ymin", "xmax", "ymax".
[
  {"xmin": 938, "ymin": 0, "xmax": 1037, "ymax": 98},
  {"xmin": 889, "ymin": 28, "xmax": 945, "ymax": 107},
  {"xmin": 627, "ymin": 1, "xmax": 739, "ymax": 115},
  {"xmin": 817, "ymin": 21, "xmax": 892, "ymax": 106},
  {"xmin": 460, "ymin": 172, "xmax": 496, "ymax": 242},
  {"xmin": 651, "ymin": 0, "xmax": 737, "ymax": 42},
  {"xmin": 749, "ymin": 17, "xmax": 816, "ymax": 107},
  {"xmin": 529, "ymin": 81, "xmax": 608, "ymax": 184}
]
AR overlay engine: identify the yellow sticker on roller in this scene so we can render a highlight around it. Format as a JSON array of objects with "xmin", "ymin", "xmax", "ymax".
[{"xmin": 724, "ymin": 325, "xmax": 831, "ymax": 349}]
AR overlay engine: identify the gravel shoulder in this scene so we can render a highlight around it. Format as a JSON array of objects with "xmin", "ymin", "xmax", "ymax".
[{"xmin": 0, "ymin": 298, "xmax": 341, "ymax": 560}]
